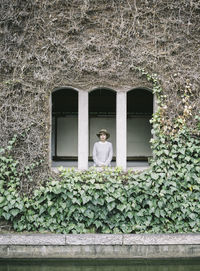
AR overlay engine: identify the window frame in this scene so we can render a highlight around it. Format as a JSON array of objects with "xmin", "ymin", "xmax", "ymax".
[{"xmin": 50, "ymin": 87, "xmax": 155, "ymax": 170}]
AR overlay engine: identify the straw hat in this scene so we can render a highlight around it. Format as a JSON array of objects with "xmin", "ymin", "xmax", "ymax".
[{"xmin": 96, "ymin": 129, "xmax": 110, "ymax": 139}]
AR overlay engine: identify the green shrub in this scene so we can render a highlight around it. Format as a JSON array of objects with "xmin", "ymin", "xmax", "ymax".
[
  {"xmin": 0, "ymin": 125, "xmax": 199, "ymax": 233},
  {"xmin": 0, "ymin": 71, "xmax": 199, "ymax": 233}
]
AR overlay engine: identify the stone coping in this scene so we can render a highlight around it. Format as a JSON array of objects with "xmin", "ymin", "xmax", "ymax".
[
  {"xmin": 0, "ymin": 233, "xmax": 200, "ymax": 246},
  {"xmin": 0, "ymin": 234, "xmax": 200, "ymax": 258}
]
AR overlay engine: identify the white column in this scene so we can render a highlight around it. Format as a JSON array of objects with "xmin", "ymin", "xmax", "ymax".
[
  {"xmin": 78, "ymin": 90, "xmax": 88, "ymax": 170},
  {"xmin": 116, "ymin": 91, "xmax": 127, "ymax": 170},
  {"xmin": 153, "ymin": 93, "xmax": 157, "ymax": 114}
]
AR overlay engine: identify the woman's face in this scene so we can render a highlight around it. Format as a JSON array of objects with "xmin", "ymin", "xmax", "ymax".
[{"xmin": 100, "ymin": 133, "xmax": 107, "ymax": 142}]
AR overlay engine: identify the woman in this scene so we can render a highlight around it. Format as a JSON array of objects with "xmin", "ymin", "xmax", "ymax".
[{"xmin": 92, "ymin": 129, "xmax": 113, "ymax": 167}]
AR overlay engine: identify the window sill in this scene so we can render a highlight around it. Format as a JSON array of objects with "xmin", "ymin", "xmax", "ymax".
[{"xmin": 51, "ymin": 160, "xmax": 149, "ymax": 173}]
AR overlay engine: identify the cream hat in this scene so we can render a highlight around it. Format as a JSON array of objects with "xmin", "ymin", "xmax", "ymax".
[{"xmin": 96, "ymin": 129, "xmax": 110, "ymax": 139}]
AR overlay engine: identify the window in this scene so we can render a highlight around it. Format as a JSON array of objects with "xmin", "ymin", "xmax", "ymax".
[
  {"xmin": 127, "ymin": 88, "xmax": 153, "ymax": 167},
  {"xmin": 89, "ymin": 88, "xmax": 116, "ymax": 167},
  {"xmin": 51, "ymin": 87, "xmax": 154, "ymax": 170},
  {"xmin": 51, "ymin": 88, "xmax": 78, "ymax": 167}
]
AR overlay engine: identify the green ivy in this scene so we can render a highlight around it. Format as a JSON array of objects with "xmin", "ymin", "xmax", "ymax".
[
  {"xmin": 0, "ymin": 124, "xmax": 199, "ymax": 233},
  {"xmin": 0, "ymin": 135, "xmax": 41, "ymax": 226},
  {"xmin": 0, "ymin": 70, "xmax": 199, "ymax": 234}
]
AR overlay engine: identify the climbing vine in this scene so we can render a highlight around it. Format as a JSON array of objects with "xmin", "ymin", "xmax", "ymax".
[
  {"xmin": 0, "ymin": 0, "xmax": 199, "ymax": 232},
  {"xmin": 0, "ymin": 1, "xmax": 199, "ymax": 189},
  {"xmin": 0, "ymin": 68, "xmax": 199, "ymax": 233}
]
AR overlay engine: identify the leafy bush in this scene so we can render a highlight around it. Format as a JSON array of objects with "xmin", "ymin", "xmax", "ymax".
[
  {"xmin": 0, "ymin": 125, "xmax": 199, "ymax": 234},
  {"xmin": 0, "ymin": 70, "xmax": 199, "ymax": 233}
]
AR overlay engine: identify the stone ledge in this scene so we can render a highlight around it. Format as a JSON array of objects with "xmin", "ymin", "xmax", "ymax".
[
  {"xmin": 0, "ymin": 233, "xmax": 200, "ymax": 246},
  {"xmin": 65, "ymin": 234, "xmax": 123, "ymax": 245},
  {"xmin": 123, "ymin": 234, "xmax": 200, "ymax": 245},
  {"xmin": 0, "ymin": 234, "xmax": 65, "ymax": 245},
  {"xmin": 0, "ymin": 234, "xmax": 200, "ymax": 258},
  {"xmin": 0, "ymin": 244, "xmax": 200, "ymax": 259}
]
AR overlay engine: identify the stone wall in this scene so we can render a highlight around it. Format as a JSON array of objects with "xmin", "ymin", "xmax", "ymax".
[{"xmin": 0, "ymin": 234, "xmax": 200, "ymax": 258}]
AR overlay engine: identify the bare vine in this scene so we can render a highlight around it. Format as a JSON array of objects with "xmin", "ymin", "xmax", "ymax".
[{"xmin": 0, "ymin": 0, "xmax": 199, "ymax": 191}]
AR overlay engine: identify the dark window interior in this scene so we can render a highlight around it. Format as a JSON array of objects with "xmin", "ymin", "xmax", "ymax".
[
  {"xmin": 89, "ymin": 88, "xmax": 116, "ymax": 116},
  {"xmin": 127, "ymin": 89, "xmax": 153, "ymax": 162},
  {"xmin": 52, "ymin": 88, "xmax": 78, "ymax": 162},
  {"xmin": 52, "ymin": 88, "xmax": 78, "ymax": 116},
  {"xmin": 127, "ymin": 89, "xmax": 153, "ymax": 116}
]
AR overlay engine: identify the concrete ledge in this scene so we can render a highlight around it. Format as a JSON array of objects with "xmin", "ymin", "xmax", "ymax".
[
  {"xmin": 123, "ymin": 234, "xmax": 200, "ymax": 245},
  {"xmin": 0, "ymin": 234, "xmax": 65, "ymax": 245},
  {"xmin": 65, "ymin": 234, "xmax": 123, "ymax": 245},
  {"xmin": 0, "ymin": 234, "xmax": 200, "ymax": 258}
]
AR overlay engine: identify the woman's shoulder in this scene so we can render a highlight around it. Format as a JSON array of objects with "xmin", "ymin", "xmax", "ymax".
[
  {"xmin": 94, "ymin": 141, "xmax": 101, "ymax": 146},
  {"xmin": 106, "ymin": 141, "xmax": 112, "ymax": 146}
]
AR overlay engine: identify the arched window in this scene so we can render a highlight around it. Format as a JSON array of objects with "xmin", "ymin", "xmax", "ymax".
[
  {"xmin": 89, "ymin": 88, "xmax": 116, "ymax": 166},
  {"xmin": 127, "ymin": 88, "xmax": 153, "ymax": 166},
  {"xmin": 50, "ymin": 86, "xmax": 155, "ymax": 170},
  {"xmin": 51, "ymin": 88, "xmax": 78, "ymax": 167}
]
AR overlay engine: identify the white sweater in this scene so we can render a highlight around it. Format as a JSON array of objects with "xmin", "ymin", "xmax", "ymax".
[{"xmin": 92, "ymin": 141, "xmax": 113, "ymax": 167}]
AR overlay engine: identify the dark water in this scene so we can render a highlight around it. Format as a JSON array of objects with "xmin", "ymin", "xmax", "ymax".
[{"xmin": 0, "ymin": 259, "xmax": 200, "ymax": 271}]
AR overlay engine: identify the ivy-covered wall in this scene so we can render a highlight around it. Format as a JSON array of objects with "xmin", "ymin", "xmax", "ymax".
[
  {"xmin": 0, "ymin": 71, "xmax": 199, "ymax": 233},
  {"xmin": 0, "ymin": 122, "xmax": 199, "ymax": 233},
  {"xmin": 0, "ymin": 0, "xmax": 199, "ymax": 232}
]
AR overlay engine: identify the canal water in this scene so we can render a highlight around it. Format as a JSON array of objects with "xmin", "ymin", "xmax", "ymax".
[{"xmin": 0, "ymin": 259, "xmax": 200, "ymax": 271}]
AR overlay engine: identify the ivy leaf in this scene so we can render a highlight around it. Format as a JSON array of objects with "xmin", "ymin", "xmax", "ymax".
[
  {"xmin": 107, "ymin": 202, "xmax": 115, "ymax": 212},
  {"xmin": 0, "ymin": 196, "xmax": 5, "ymax": 204},
  {"xmin": 105, "ymin": 196, "xmax": 114, "ymax": 203},
  {"xmin": 189, "ymin": 213, "xmax": 196, "ymax": 220},
  {"xmin": 94, "ymin": 220, "xmax": 102, "ymax": 228},
  {"xmin": 85, "ymin": 210, "xmax": 94, "ymax": 219},
  {"xmin": 10, "ymin": 209, "xmax": 20, "ymax": 217},
  {"xmin": 49, "ymin": 207, "xmax": 57, "ymax": 217}
]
